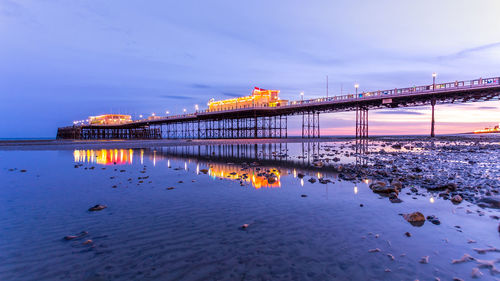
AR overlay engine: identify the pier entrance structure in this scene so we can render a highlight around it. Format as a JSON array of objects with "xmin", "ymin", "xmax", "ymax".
[{"xmin": 57, "ymin": 77, "xmax": 500, "ymax": 140}]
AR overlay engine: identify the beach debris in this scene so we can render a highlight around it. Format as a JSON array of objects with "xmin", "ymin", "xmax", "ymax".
[
  {"xmin": 369, "ymin": 248, "xmax": 381, "ymax": 253},
  {"xmin": 467, "ymin": 239, "xmax": 477, "ymax": 244},
  {"xmin": 88, "ymin": 204, "xmax": 107, "ymax": 211},
  {"xmin": 471, "ymin": 268, "xmax": 483, "ymax": 279},
  {"xmin": 82, "ymin": 239, "xmax": 93, "ymax": 245},
  {"xmin": 402, "ymin": 212, "xmax": 426, "ymax": 226},
  {"xmin": 240, "ymin": 223, "xmax": 249, "ymax": 230},
  {"xmin": 387, "ymin": 253, "xmax": 395, "ymax": 260},
  {"xmin": 452, "ymin": 254, "xmax": 475, "ymax": 264},
  {"xmin": 473, "ymin": 247, "xmax": 500, "ymax": 254},
  {"xmin": 419, "ymin": 256, "xmax": 429, "ymax": 264},
  {"xmin": 63, "ymin": 231, "xmax": 88, "ymax": 240},
  {"xmin": 426, "ymin": 215, "xmax": 441, "ymax": 225}
]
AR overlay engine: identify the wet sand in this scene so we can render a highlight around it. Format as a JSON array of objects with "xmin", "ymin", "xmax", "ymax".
[{"xmin": 1, "ymin": 135, "xmax": 499, "ymax": 280}]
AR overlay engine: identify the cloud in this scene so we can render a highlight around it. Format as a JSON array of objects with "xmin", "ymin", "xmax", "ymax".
[
  {"xmin": 477, "ymin": 106, "xmax": 498, "ymax": 110},
  {"xmin": 374, "ymin": 110, "xmax": 424, "ymax": 115},
  {"xmin": 190, "ymin": 83, "xmax": 211, "ymax": 89},
  {"xmin": 160, "ymin": 94, "xmax": 193, "ymax": 100},
  {"xmin": 439, "ymin": 42, "xmax": 500, "ymax": 60},
  {"xmin": 222, "ymin": 92, "xmax": 241, "ymax": 97}
]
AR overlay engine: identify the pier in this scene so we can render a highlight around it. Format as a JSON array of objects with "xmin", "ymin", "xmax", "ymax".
[{"xmin": 57, "ymin": 76, "xmax": 500, "ymax": 140}]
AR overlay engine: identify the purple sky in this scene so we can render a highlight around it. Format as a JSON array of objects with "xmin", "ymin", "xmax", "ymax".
[{"xmin": 1, "ymin": 0, "xmax": 499, "ymax": 138}]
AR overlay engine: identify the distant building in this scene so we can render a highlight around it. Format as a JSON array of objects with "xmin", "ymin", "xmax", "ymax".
[
  {"xmin": 208, "ymin": 87, "xmax": 288, "ymax": 111},
  {"xmin": 89, "ymin": 114, "xmax": 132, "ymax": 125},
  {"xmin": 474, "ymin": 123, "xmax": 500, "ymax": 134}
]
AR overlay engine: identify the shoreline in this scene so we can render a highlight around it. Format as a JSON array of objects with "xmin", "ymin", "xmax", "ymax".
[{"xmin": 0, "ymin": 134, "xmax": 498, "ymax": 150}]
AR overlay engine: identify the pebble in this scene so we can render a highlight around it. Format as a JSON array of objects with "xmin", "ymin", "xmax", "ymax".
[
  {"xmin": 88, "ymin": 204, "xmax": 107, "ymax": 211},
  {"xmin": 419, "ymin": 256, "xmax": 429, "ymax": 264}
]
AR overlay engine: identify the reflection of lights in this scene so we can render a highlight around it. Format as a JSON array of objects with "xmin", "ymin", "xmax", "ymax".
[
  {"xmin": 167, "ymin": 159, "xmax": 170, "ymax": 168},
  {"xmin": 300, "ymin": 178, "xmax": 304, "ymax": 187},
  {"xmin": 196, "ymin": 164, "xmax": 199, "ymax": 175},
  {"xmin": 73, "ymin": 149, "xmax": 133, "ymax": 165},
  {"xmin": 317, "ymin": 172, "xmax": 321, "ymax": 178},
  {"xmin": 293, "ymin": 169, "xmax": 297, "ymax": 178},
  {"xmin": 364, "ymin": 179, "xmax": 369, "ymax": 184},
  {"xmin": 354, "ymin": 185, "xmax": 358, "ymax": 194},
  {"xmin": 153, "ymin": 150, "xmax": 156, "ymax": 167},
  {"xmin": 430, "ymin": 197, "xmax": 435, "ymax": 203},
  {"xmin": 140, "ymin": 149, "xmax": 144, "ymax": 165},
  {"xmin": 184, "ymin": 162, "xmax": 187, "ymax": 171}
]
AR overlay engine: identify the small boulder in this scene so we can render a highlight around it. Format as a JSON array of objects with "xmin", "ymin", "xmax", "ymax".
[
  {"xmin": 451, "ymin": 195, "xmax": 463, "ymax": 204},
  {"xmin": 402, "ymin": 212, "xmax": 425, "ymax": 227},
  {"xmin": 88, "ymin": 204, "xmax": 107, "ymax": 212},
  {"xmin": 426, "ymin": 215, "xmax": 441, "ymax": 225}
]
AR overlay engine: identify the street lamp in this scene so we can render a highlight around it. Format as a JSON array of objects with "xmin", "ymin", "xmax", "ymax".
[
  {"xmin": 152, "ymin": 112, "xmax": 155, "ymax": 116},
  {"xmin": 165, "ymin": 110, "xmax": 169, "ymax": 115},
  {"xmin": 432, "ymin": 72, "xmax": 437, "ymax": 91},
  {"xmin": 195, "ymin": 104, "xmax": 199, "ymax": 112},
  {"xmin": 139, "ymin": 114, "xmax": 143, "ymax": 118},
  {"xmin": 354, "ymin": 84, "xmax": 359, "ymax": 97},
  {"xmin": 183, "ymin": 108, "xmax": 187, "ymax": 114},
  {"xmin": 300, "ymin": 91, "xmax": 304, "ymax": 101}
]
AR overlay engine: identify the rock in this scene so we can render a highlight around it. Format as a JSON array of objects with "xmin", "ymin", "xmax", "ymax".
[
  {"xmin": 471, "ymin": 268, "xmax": 483, "ymax": 279},
  {"xmin": 64, "ymin": 231, "xmax": 88, "ymax": 240},
  {"xmin": 200, "ymin": 169, "xmax": 209, "ymax": 174},
  {"xmin": 391, "ymin": 180, "xmax": 403, "ymax": 190},
  {"xmin": 312, "ymin": 161, "xmax": 324, "ymax": 167},
  {"xmin": 297, "ymin": 173, "xmax": 305, "ymax": 178},
  {"xmin": 402, "ymin": 212, "xmax": 425, "ymax": 227},
  {"xmin": 308, "ymin": 178, "xmax": 316, "ymax": 183},
  {"xmin": 369, "ymin": 248, "xmax": 381, "ymax": 253},
  {"xmin": 178, "ymin": 181, "xmax": 183, "ymax": 183},
  {"xmin": 451, "ymin": 195, "xmax": 463, "ymax": 204},
  {"xmin": 360, "ymin": 204, "xmax": 364, "ymax": 207},
  {"xmin": 387, "ymin": 253, "xmax": 395, "ymax": 260},
  {"xmin": 419, "ymin": 256, "xmax": 429, "ymax": 264},
  {"xmin": 404, "ymin": 232, "xmax": 411, "ymax": 237},
  {"xmin": 452, "ymin": 254, "xmax": 475, "ymax": 264},
  {"xmin": 370, "ymin": 181, "xmax": 397, "ymax": 194},
  {"xmin": 426, "ymin": 215, "xmax": 441, "ymax": 225},
  {"xmin": 478, "ymin": 196, "xmax": 500, "ymax": 209},
  {"xmin": 20, "ymin": 169, "xmax": 27, "ymax": 173},
  {"xmin": 82, "ymin": 239, "xmax": 93, "ymax": 245},
  {"xmin": 427, "ymin": 183, "xmax": 457, "ymax": 192},
  {"xmin": 301, "ymin": 194, "xmax": 308, "ymax": 198},
  {"xmin": 88, "ymin": 204, "xmax": 107, "ymax": 211},
  {"xmin": 240, "ymin": 223, "xmax": 249, "ymax": 230},
  {"xmin": 166, "ymin": 187, "xmax": 175, "ymax": 190}
]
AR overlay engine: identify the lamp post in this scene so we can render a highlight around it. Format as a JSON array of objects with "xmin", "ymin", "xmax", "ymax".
[
  {"xmin": 165, "ymin": 110, "xmax": 169, "ymax": 115},
  {"xmin": 195, "ymin": 104, "xmax": 199, "ymax": 112},
  {"xmin": 300, "ymin": 92, "xmax": 304, "ymax": 102},
  {"xmin": 431, "ymin": 72, "xmax": 437, "ymax": 137},
  {"xmin": 183, "ymin": 108, "xmax": 187, "ymax": 115},
  {"xmin": 354, "ymin": 84, "xmax": 359, "ymax": 97}
]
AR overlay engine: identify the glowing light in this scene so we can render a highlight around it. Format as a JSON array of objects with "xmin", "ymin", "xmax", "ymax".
[
  {"xmin": 300, "ymin": 178, "xmax": 304, "ymax": 187},
  {"xmin": 184, "ymin": 162, "xmax": 187, "ymax": 171},
  {"xmin": 293, "ymin": 169, "xmax": 297, "ymax": 178},
  {"xmin": 207, "ymin": 87, "xmax": 288, "ymax": 111},
  {"xmin": 165, "ymin": 111, "xmax": 169, "ymax": 114},
  {"xmin": 195, "ymin": 104, "xmax": 199, "ymax": 111},
  {"xmin": 432, "ymin": 72, "xmax": 437, "ymax": 78},
  {"xmin": 139, "ymin": 114, "xmax": 143, "ymax": 118},
  {"xmin": 88, "ymin": 114, "xmax": 132, "ymax": 125},
  {"xmin": 430, "ymin": 197, "xmax": 435, "ymax": 203},
  {"xmin": 354, "ymin": 84, "xmax": 359, "ymax": 89},
  {"xmin": 183, "ymin": 108, "xmax": 187, "ymax": 113},
  {"xmin": 196, "ymin": 164, "xmax": 199, "ymax": 175},
  {"xmin": 354, "ymin": 185, "xmax": 358, "ymax": 194}
]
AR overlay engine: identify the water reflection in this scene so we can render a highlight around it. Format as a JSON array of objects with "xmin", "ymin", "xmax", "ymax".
[
  {"xmin": 73, "ymin": 149, "xmax": 134, "ymax": 165},
  {"xmin": 72, "ymin": 144, "xmax": 345, "ymax": 189}
]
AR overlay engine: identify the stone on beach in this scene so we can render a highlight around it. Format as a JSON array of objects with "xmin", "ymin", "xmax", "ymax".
[
  {"xmin": 402, "ymin": 212, "xmax": 425, "ymax": 226},
  {"xmin": 451, "ymin": 195, "xmax": 463, "ymax": 204},
  {"xmin": 471, "ymin": 268, "xmax": 483, "ymax": 279},
  {"xmin": 426, "ymin": 215, "xmax": 441, "ymax": 225},
  {"xmin": 369, "ymin": 181, "xmax": 397, "ymax": 194},
  {"xmin": 88, "ymin": 204, "xmax": 107, "ymax": 211},
  {"xmin": 419, "ymin": 256, "xmax": 429, "ymax": 264},
  {"xmin": 452, "ymin": 254, "xmax": 475, "ymax": 264},
  {"xmin": 369, "ymin": 248, "xmax": 381, "ymax": 253},
  {"xmin": 477, "ymin": 196, "xmax": 500, "ymax": 209},
  {"xmin": 166, "ymin": 187, "xmax": 175, "ymax": 190}
]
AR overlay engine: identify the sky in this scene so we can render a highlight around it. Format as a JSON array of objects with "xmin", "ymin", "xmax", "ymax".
[{"xmin": 1, "ymin": 0, "xmax": 499, "ymax": 138}]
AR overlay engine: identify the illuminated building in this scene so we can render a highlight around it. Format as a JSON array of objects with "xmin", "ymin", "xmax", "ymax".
[
  {"xmin": 89, "ymin": 114, "xmax": 132, "ymax": 125},
  {"xmin": 474, "ymin": 123, "xmax": 500, "ymax": 134},
  {"xmin": 208, "ymin": 87, "xmax": 288, "ymax": 111}
]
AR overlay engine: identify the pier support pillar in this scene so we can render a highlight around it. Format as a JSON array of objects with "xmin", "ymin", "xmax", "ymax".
[
  {"xmin": 430, "ymin": 98, "xmax": 436, "ymax": 137},
  {"xmin": 355, "ymin": 106, "xmax": 368, "ymax": 154}
]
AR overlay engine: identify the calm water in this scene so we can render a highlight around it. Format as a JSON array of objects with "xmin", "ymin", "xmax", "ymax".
[{"xmin": 1, "ymin": 140, "xmax": 499, "ymax": 280}]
